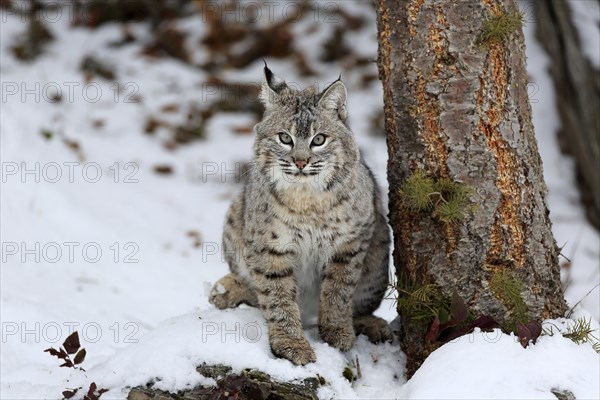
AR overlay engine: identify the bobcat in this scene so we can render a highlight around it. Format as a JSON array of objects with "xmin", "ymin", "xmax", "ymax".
[{"xmin": 209, "ymin": 65, "xmax": 392, "ymax": 365}]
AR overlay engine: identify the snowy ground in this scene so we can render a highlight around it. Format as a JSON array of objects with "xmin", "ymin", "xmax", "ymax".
[{"xmin": 1, "ymin": 1, "xmax": 598, "ymax": 399}]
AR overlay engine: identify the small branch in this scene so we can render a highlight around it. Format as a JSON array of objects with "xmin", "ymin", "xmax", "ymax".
[{"xmin": 567, "ymin": 283, "xmax": 600, "ymax": 318}]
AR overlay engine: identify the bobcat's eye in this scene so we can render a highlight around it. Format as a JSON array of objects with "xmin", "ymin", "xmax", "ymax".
[
  {"xmin": 311, "ymin": 134, "xmax": 326, "ymax": 147},
  {"xmin": 279, "ymin": 132, "xmax": 293, "ymax": 145}
]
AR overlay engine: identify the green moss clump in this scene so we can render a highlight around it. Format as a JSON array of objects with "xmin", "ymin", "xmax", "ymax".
[
  {"xmin": 478, "ymin": 11, "xmax": 524, "ymax": 46},
  {"xmin": 317, "ymin": 374, "xmax": 327, "ymax": 386},
  {"xmin": 490, "ymin": 270, "xmax": 528, "ymax": 330},
  {"xmin": 40, "ymin": 129, "xmax": 53, "ymax": 140},
  {"xmin": 399, "ymin": 170, "xmax": 436, "ymax": 211},
  {"xmin": 562, "ymin": 319, "xmax": 600, "ymax": 353},
  {"xmin": 398, "ymin": 170, "xmax": 473, "ymax": 225},
  {"xmin": 342, "ymin": 367, "xmax": 354, "ymax": 383},
  {"xmin": 396, "ymin": 273, "xmax": 450, "ymax": 326},
  {"xmin": 543, "ymin": 318, "xmax": 600, "ymax": 353}
]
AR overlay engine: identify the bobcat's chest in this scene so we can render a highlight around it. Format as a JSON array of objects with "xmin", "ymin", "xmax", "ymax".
[
  {"xmin": 269, "ymin": 183, "xmax": 356, "ymax": 325},
  {"xmin": 291, "ymin": 225, "xmax": 335, "ymax": 326},
  {"xmin": 272, "ymin": 182, "xmax": 339, "ymax": 215}
]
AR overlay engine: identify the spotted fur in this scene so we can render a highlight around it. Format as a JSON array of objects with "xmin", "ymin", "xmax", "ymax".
[{"xmin": 209, "ymin": 66, "xmax": 392, "ymax": 365}]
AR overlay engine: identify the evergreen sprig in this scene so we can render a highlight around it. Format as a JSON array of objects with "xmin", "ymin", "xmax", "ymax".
[
  {"xmin": 563, "ymin": 319, "xmax": 600, "ymax": 353},
  {"xmin": 399, "ymin": 170, "xmax": 436, "ymax": 211},
  {"xmin": 490, "ymin": 270, "xmax": 529, "ymax": 330},
  {"xmin": 398, "ymin": 170, "xmax": 473, "ymax": 225},
  {"xmin": 543, "ymin": 318, "xmax": 600, "ymax": 353},
  {"xmin": 396, "ymin": 273, "xmax": 449, "ymax": 323},
  {"xmin": 478, "ymin": 10, "xmax": 524, "ymax": 46}
]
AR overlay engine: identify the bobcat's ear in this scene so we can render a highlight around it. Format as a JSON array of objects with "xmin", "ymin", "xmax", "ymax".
[
  {"xmin": 318, "ymin": 79, "xmax": 347, "ymax": 122},
  {"xmin": 259, "ymin": 63, "xmax": 287, "ymax": 109}
]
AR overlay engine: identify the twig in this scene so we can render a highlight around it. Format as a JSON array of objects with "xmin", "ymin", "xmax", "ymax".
[{"xmin": 567, "ymin": 283, "xmax": 600, "ymax": 318}]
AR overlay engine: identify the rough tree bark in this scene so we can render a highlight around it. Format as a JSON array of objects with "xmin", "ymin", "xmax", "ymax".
[
  {"xmin": 534, "ymin": 1, "xmax": 600, "ymax": 230},
  {"xmin": 375, "ymin": 0, "xmax": 567, "ymax": 376}
]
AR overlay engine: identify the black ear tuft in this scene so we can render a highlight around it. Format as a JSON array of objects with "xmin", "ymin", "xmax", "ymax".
[
  {"xmin": 264, "ymin": 63, "xmax": 274, "ymax": 86},
  {"xmin": 263, "ymin": 62, "xmax": 286, "ymax": 93},
  {"xmin": 260, "ymin": 63, "xmax": 287, "ymax": 108}
]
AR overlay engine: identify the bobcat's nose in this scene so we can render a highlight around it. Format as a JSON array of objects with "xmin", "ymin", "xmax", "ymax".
[{"xmin": 294, "ymin": 159, "xmax": 308, "ymax": 170}]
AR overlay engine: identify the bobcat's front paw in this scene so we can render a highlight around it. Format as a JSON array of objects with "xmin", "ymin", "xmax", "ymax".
[
  {"xmin": 270, "ymin": 336, "xmax": 316, "ymax": 365},
  {"xmin": 319, "ymin": 322, "xmax": 355, "ymax": 351},
  {"xmin": 209, "ymin": 274, "xmax": 257, "ymax": 309},
  {"xmin": 209, "ymin": 289, "xmax": 232, "ymax": 310},
  {"xmin": 208, "ymin": 281, "xmax": 237, "ymax": 309},
  {"xmin": 353, "ymin": 315, "xmax": 393, "ymax": 343}
]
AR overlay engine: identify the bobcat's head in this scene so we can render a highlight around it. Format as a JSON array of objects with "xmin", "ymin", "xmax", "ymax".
[{"xmin": 253, "ymin": 65, "xmax": 360, "ymax": 191}]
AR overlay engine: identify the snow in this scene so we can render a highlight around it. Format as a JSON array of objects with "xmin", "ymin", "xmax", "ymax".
[
  {"xmin": 1, "ymin": 1, "xmax": 598, "ymax": 399},
  {"xmin": 83, "ymin": 309, "xmax": 405, "ymax": 399},
  {"xmin": 522, "ymin": 8, "xmax": 600, "ymax": 320},
  {"xmin": 400, "ymin": 327, "xmax": 599, "ymax": 400},
  {"xmin": 567, "ymin": 0, "xmax": 600, "ymax": 68}
]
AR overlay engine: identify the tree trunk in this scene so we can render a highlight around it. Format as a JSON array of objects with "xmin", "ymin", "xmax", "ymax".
[
  {"xmin": 534, "ymin": 1, "xmax": 600, "ymax": 230},
  {"xmin": 375, "ymin": 0, "xmax": 567, "ymax": 376}
]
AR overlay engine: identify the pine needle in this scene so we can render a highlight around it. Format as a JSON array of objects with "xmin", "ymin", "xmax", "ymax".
[{"xmin": 478, "ymin": 11, "xmax": 524, "ymax": 45}]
